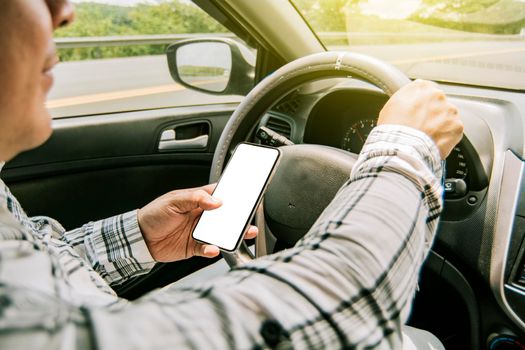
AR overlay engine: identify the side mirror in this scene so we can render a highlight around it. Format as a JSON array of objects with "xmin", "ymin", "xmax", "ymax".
[{"xmin": 166, "ymin": 38, "xmax": 255, "ymax": 95}]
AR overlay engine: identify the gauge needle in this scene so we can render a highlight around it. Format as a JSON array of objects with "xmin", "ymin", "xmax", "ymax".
[{"xmin": 356, "ymin": 129, "xmax": 365, "ymax": 143}]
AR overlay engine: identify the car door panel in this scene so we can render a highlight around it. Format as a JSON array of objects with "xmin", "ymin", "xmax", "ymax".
[{"xmin": 2, "ymin": 104, "xmax": 236, "ymax": 230}]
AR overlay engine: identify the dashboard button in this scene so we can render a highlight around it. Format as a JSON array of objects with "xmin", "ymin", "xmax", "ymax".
[{"xmin": 445, "ymin": 179, "xmax": 467, "ymax": 197}]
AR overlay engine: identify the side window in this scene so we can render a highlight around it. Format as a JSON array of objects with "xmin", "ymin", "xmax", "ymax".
[{"xmin": 49, "ymin": 0, "xmax": 256, "ymax": 118}]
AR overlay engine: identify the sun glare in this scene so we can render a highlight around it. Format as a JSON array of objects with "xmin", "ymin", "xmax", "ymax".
[{"xmin": 359, "ymin": 0, "xmax": 422, "ymax": 19}]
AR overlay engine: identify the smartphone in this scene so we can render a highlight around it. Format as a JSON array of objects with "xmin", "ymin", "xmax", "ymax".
[{"xmin": 192, "ymin": 143, "xmax": 281, "ymax": 252}]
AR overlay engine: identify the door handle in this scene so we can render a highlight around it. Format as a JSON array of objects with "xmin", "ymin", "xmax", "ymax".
[
  {"xmin": 158, "ymin": 134, "xmax": 209, "ymax": 151},
  {"xmin": 158, "ymin": 122, "xmax": 210, "ymax": 151}
]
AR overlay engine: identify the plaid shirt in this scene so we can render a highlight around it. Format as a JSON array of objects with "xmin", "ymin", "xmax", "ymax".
[{"xmin": 0, "ymin": 124, "xmax": 442, "ymax": 349}]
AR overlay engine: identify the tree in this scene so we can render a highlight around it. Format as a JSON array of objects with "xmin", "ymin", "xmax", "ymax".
[
  {"xmin": 293, "ymin": 0, "xmax": 350, "ymax": 32},
  {"xmin": 54, "ymin": 0, "xmax": 227, "ymax": 61},
  {"xmin": 413, "ymin": 0, "xmax": 525, "ymax": 34},
  {"xmin": 419, "ymin": 0, "xmax": 500, "ymax": 15}
]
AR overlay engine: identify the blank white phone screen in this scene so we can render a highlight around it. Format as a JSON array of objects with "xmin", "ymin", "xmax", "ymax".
[{"xmin": 192, "ymin": 144, "xmax": 280, "ymax": 251}]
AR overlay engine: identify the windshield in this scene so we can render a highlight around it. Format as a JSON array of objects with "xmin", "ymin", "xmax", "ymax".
[{"xmin": 292, "ymin": 0, "xmax": 525, "ymax": 90}]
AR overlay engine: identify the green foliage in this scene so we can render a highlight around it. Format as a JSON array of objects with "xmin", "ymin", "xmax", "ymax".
[
  {"xmin": 179, "ymin": 65, "xmax": 226, "ymax": 77},
  {"xmin": 128, "ymin": 2, "xmax": 227, "ymax": 34},
  {"xmin": 293, "ymin": 0, "xmax": 349, "ymax": 32},
  {"xmin": 420, "ymin": 0, "xmax": 500, "ymax": 14},
  {"xmin": 56, "ymin": 3, "xmax": 134, "ymax": 37},
  {"xmin": 293, "ymin": 0, "xmax": 525, "ymax": 37},
  {"xmin": 413, "ymin": 0, "xmax": 525, "ymax": 34},
  {"xmin": 55, "ymin": 0, "xmax": 227, "ymax": 61},
  {"xmin": 57, "ymin": 0, "xmax": 525, "ymax": 62}
]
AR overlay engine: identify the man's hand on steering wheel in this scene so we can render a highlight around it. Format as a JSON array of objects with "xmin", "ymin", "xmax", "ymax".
[
  {"xmin": 378, "ymin": 79, "xmax": 464, "ymax": 159},
  {"xmin": 137, "ymin": 184, "xmax": 258, "ymax": 262}
]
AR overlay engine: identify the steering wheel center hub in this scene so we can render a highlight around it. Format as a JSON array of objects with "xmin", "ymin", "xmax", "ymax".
[{"xmin": 264, "ymin": 144, "xmax": 357, "ymax": 246}]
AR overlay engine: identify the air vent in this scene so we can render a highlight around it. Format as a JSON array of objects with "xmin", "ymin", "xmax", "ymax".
[
  {"xmin": 274, "ymin": 99, "xmax": 300, "ymax": 116},
  {"xmin": 266, "ymin": 117, "xmax": 292, "ymax": 139},
  {"xmin": 516, "ymin": 261, "xmax": 525, "ymax": 288}
]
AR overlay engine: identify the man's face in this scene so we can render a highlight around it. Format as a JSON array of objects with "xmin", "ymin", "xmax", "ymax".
[{"xmin": 0, "ymin": 0, "xmax": 74, "ymax": 162}]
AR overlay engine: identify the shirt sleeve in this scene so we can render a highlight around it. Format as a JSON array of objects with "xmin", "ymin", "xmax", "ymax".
[
  {"xmin": 0, "ymin": 124, "xmax": 444, "ymax": 349},
  {"xmin": 89, "ymin": 124, "xmax": 445, "ymax": 349},
  {"xmin": 62, "ymin": 210, "xmax": 156, "ymax": 286}
]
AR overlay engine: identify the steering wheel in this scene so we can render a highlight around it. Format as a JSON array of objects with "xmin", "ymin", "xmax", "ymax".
[{"xmin": 210, "ymin": 51, "xmax": 411, "ymax": 267}]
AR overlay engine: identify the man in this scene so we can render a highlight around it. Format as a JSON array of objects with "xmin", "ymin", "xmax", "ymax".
[{"xmin": 0, "ymin": 1, "xmax": 463, "ymax": 349}]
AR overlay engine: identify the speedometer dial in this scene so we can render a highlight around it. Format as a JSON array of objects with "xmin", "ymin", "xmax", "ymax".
[
  {"xmin": 341, "ymin": 119, "xmax": 469, "ymax": 181},
  {"xmin": 446, "ymin": 146, "xmax": 468, "ymax": 179},
  {"xmin": 341, "ymin": 119, "xmax": 376, "ymax": 153}
]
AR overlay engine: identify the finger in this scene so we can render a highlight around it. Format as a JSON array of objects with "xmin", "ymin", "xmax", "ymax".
[
  {"xmin": 195, "ymin": 189, "xmax": 222, "ymax": 211},
  {"xmin": 177, "ymin": 183, "xmax": 216, "ymax": 195},
  {"xmin": 414, "ymin": 78, "xmax": 439, "ymax": 88},
  {"xmin": 244, "ymin": 225, "xmax": 258, "ymax": 240},
  {"xmin": 195, "ymin": 184, "xmax": 221, "ymax": 210},
  {"xmin": 194, "ymin": 243, "xmax": 220, "ymax": 258},
  {"xmin": 171, "ymin": 189, "xmax": 222, "ymax": 213},
  {"xmin": 199, "ymin": 183, "xmax": 216, "ymax": 195}
]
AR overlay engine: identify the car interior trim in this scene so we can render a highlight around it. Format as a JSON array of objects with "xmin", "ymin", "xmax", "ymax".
[
  {"xmin": 214, "ymin": 0, "xmax": 323, "ymax": 61},
  {"xmin": 4, "ymin": 104, "xmax": 237, "ymax": 170},
  {"xmin": 491, "ymin": 150, "xmax": 525, "ymax": 331}
]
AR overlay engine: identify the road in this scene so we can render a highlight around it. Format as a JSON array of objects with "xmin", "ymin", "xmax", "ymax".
[
  {"xmin": 345, "ymin": 40, "xmax": 525, "ymax": 90},
  {"xmin": 47, "ymin": 55, "xmax": 241, "ymax": 117},
  {"xmin": 47, "ymin": 40, "xmax": 525, "ymax": 118}
]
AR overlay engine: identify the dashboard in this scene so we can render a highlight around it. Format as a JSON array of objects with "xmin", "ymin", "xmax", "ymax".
[
  {"xmin": 262, "ymin": 84, "xmax": 490, "ymax": 211},
  {"xmin": 258, "ymin": 79, "xmax": 525, "ymax": 349},
  {"xmin": 303, "ymin": 89, "xmax": 472, "ymax": 183}
]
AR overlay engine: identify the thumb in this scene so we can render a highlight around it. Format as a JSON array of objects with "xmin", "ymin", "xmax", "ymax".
[
  {"xmin": 171, "ymin": 189, "xmax": 222, "ymax": 213},
  {"xmin": 194, "ymin": 243, "xmax": 220, "ymax": 258}
]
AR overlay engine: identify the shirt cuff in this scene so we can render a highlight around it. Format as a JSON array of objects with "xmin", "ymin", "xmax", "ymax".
[
  {"xmin": 85, "ymin": 210, "xmax": 155, "ymax": 286},
  {"xmin": 350, "ymin": 124, "xmax": 444, "ymax": 247},
  {"xmin": 355, "ymin": 124, "xmax": 442, "ymax": 178},
  {"xmin": 350, "ymin": 124, "xmax": 444, "ymax": 210}
]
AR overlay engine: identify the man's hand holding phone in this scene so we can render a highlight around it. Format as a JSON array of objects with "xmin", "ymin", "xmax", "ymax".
[
  {"xmin": 138, "ymin": 184, "xmax": 258, "ymax": 262},
  {"xmin": 191, "ymin": 144, "xmax": 280, "ymax": 252}
]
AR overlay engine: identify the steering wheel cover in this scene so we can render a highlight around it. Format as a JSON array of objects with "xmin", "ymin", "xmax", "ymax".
[{"xmin": 210, "ymin": 51, "xmax": 411, "ymax": 267}]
